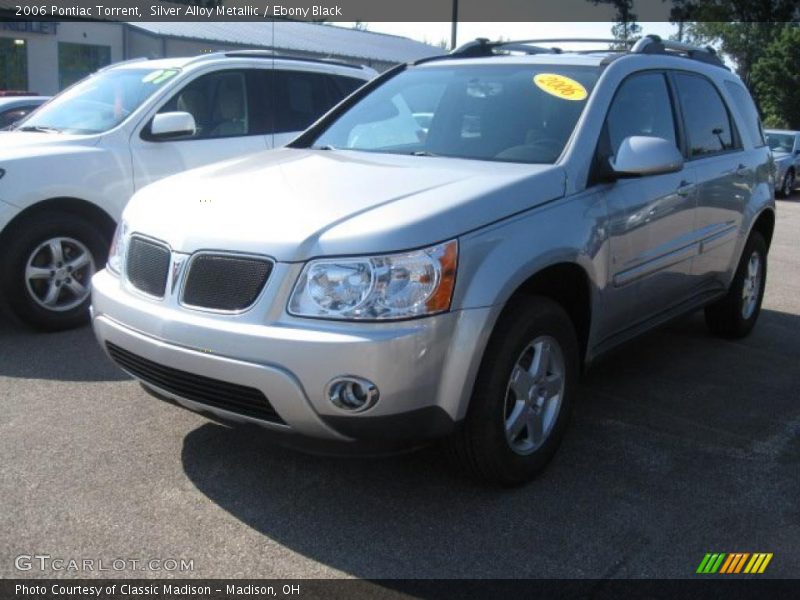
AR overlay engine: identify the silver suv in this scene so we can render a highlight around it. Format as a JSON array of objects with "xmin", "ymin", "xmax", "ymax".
[{"xmin": 92, "ymin": 35, "xmax": 775, "ymax": 485}]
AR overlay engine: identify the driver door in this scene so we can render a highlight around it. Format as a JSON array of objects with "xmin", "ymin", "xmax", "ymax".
[
  {"xmin": 129, "ymin": 68, "xmax": 272, "ymax": 192},
  {"xmin": 596, "ymin": 71, "xmax": 699, "ymax": 340}
]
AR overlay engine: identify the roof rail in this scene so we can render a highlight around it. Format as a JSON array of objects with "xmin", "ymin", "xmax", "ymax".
[
  {"xmin": 631, "ymin": 34, "xmax": 726, "ymax": 68},
  {"xmin": 97, "ymin": 57, "xmax": 149, "ymax": 72},
  {"xmin": 449, "ymin": 37, "xmax": 633, "ymax": 59},
  {"xmin": 223, "ymin": 50, "xmax": 367, "ymax": 71},
  {"xmin": 416, "ymin": 34, "xmax": 728, "ymax": 70}
]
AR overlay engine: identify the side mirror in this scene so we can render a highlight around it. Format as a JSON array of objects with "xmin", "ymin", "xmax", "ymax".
[
  {"xmin": 610, "ymin": 136, "xmax": 684, "ymax": 178},
  {"xmin": 150, "ymin": 111, "xmax": 196, "ymax": 139}
]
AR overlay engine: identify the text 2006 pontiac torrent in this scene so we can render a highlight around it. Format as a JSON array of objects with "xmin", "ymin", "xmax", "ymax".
[{"xmin": 92, "ymin": 36, "xmax": 775, "ymax": 484}]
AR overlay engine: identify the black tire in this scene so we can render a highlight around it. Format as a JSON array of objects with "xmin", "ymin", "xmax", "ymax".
[
  {"xmin": 445, "ymin": 296, "xmax": 579, "ymax": 486},
  {"xmin": 704, "ymin": 232, "xmax": 767, "ymax": 339},
  {"xmin": 0, "ymin": 211, "xmax": 109, "ymax": 331},
  {"xmin": 780, "ymin": 170, "xmax": 795, "ymax": 198}
]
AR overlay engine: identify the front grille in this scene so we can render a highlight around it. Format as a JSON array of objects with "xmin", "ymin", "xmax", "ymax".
[
  {"xmin": 126, "ymin": 237, "xmax": 170, "ymax": 298},
  {"xmin": 106, "ymin": 342, "xmax": 284, "ymax": 424},
  {"xmin": 182, "ymin": 254, "xmax": 273, "ymax": 311}
]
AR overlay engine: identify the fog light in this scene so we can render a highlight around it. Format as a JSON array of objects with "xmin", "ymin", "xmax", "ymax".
[{"xmin": 326, "ymin": 376, "xmax": 379, "ymax": 412}]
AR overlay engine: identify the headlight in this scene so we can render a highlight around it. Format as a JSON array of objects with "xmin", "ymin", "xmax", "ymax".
[
  {"xmin": 289, "ymin": 240, "xmax": 458, "ymax": 320},
  {"xmin": 106, "ymin": 221, "xmax": 128, "ymax": 276}
]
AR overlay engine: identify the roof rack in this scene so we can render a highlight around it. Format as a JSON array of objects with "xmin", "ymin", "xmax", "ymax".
[
  {"xmin": 417, "ymin": 34, "xmax": 727, "ymax": 70},
  {"xmin": 448, "ymin": 37, "xmax": 633, "ymax": 58},
  {"xmin": 631, "ymin": 34, "xmax": 726, "ymax": 68}
]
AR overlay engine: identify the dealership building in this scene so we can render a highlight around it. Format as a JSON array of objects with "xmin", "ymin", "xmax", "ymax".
[{"xmin": 0, "ymin": 18, "xmax": 443, "ymax": 95}]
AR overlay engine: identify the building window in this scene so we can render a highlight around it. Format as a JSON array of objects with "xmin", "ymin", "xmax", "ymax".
[
  {"xmin": 0, "ymin": 38, "xmax": 28, "ymax": 91},
  {"xmin": 58, "ymin": 42, "xmax": 111, "ymax": 89}
]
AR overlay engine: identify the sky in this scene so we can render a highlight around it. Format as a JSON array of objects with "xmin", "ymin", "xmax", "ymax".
[{"xmin": 341, "ymin": 22, "xmax": 679, "ymax": 49}]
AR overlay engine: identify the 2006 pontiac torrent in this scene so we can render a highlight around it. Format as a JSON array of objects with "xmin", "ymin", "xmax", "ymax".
[{"xmin": 92, "ymin": 35, "xmax": 776, "ymax": 484}]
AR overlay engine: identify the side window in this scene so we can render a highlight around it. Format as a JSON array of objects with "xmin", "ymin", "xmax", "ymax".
[
  {"xmin": 605, "ymin": 72, "xmax": 678, "ymax": 157},
  {"xmin": 329, "ymin": 75, "xmax": 365, "ymax": 99},
  {"xmin": 273, "ymin": 70, "xmax": 334, "ymax": 133},
  {"xmin": 723, "ymin": 80, "xmax": 766, "ymax": 148},
  {"xmin": 156, "ymin": 70, "xmax": 251, "ymax": 140},
  {"xmin": 674, "ymin": 73, "xmax": 738, "ymax": 158}
]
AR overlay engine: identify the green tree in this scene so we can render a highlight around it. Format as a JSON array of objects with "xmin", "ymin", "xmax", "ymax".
[
  {"xmin": 669, "ymin": 1, "xmax": 796, "ymax": 86},
  {"xmin": 751, "ymin": 25, "xmax": 800, "ymax": 128},
  {"xmin": 592, "ymin": 0, "xmax": 641, "ymax": 49}
]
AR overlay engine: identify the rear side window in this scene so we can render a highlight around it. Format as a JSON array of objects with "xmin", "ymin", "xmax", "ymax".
[
  {"xmin": 606, "ymin": 72, "xmax": 678, "ymax": 156},
  {"xmin": 724, "ymin": 80, "xmax": 766, "ymax": 148},
  {"xmin": 674, "ymin": 73, "xmax": 738, "ymax": 158},
  {"xmin": 273, "ymin": 70, "xmax": 335, "ymax": 133},
  {"xmin": 329, "ymin": 75, "xmax": 366, "ymax": 98}
]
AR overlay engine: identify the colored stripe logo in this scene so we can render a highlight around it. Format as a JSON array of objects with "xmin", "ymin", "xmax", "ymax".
[{"xmin": 697, "ymin": 553, "xmax": 773, "ymax": 574}]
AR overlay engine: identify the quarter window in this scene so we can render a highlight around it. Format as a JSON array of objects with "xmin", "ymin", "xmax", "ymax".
[
  {"xmin": 724, "ymin": 80, "xmax": 765, "ymax": 148},
  {"xmin": 674, "ymin": 73, "xmax": 737, "ymax": 157}
]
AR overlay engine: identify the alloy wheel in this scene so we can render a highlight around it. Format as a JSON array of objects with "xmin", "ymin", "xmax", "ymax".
[
  {"xmin": 24, "ymin": 237, "xmax": 95, "ymax": 312},
  {"xmin": 504, "ymin": 335, "xmax": 565, "ymax": 455}
]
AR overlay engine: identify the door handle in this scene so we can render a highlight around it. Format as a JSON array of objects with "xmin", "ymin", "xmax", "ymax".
[
  {"xmin": 677, "ymin": 180, "xmax": 694, "ymax": 197},
  {"xmin": 734, "ymin": 164, "xmax": 749, "ymax": 178}
]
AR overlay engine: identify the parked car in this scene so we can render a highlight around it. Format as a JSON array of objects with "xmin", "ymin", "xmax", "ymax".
[
  {"xmin": 765, "ymin": 129, "xmax": 800, "ymax": 197},
  {"xmin": 0, "ymin": 96, "xmax": 49, "ymax": 129},
  {"xmin": 92, "ymin": 35, "xmax": 775, "ymax": 485},
  {"xmin": 0, "ymin": 52, "xmax": 375, "ymax": 330}
]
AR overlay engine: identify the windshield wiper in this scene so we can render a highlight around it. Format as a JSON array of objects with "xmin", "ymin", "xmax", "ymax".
[
  {"xmin": 16, "ymin": 125, "xmax": 63, "ymax": 133},
  {"xmin": 312, "ymin": 144, "xmax": 337, "ymax": 151},
  {"xmin": 410, "ymin": 150, "xmax": 439, "ymax": 157}
]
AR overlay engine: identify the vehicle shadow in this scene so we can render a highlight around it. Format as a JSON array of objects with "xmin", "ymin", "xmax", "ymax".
[
  {"xmin": 180, "ymin": 308, "xmax": 800, "ymax": 579},
  {"xmin": 0, "ymin": 314, "xmax": 129, "ymax": 382}
]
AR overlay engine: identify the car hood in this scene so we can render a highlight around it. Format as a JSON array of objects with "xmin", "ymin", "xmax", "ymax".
[
  {"xmin": 0, "ymin": 130, "xmax": 100, "ymax": 160},
  {"xmin": 124, "ymin": 148, "xmax": 566, "ymax": 262}
]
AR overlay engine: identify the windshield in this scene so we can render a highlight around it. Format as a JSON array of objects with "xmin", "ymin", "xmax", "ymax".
[
  {"xmin": 17, "ymin": 68, "xmax": 179, "ymax": 134},
  {"xmin": 766, "ymin": 133, "xmax": 795, "ymax": 153},
  {"xmin": 311, "ymin": 64, "xmax": 599, "ymax": 164}
]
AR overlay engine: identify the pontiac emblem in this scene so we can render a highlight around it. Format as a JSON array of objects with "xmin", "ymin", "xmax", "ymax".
[{"xmin": 171, "ymin": 257, "xmax": 186, "ymax": 293}]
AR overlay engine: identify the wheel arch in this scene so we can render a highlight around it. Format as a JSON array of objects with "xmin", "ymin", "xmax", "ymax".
[
  {"xmin": 749, "ymin": 207, "xmax": 776, "ymax": 251},
  {"xmin": 498, "ymin": 262, "xmax": 593, "ymax": 364},
  {"xmin": 0, "ymin": 197, "xmax": 116, "ymax": 250}
]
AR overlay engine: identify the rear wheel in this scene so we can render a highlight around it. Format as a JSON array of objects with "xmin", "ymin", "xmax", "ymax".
[
  {"xmin": 704, "ymin": 232, "xmax": 767, "ymax": 339},
  {"xmin": 0, "ymin": 212, "xmax": 108, "ymax": 331},
  {"xmin": 780, "ymin": 170, "xmax": 795, "ymax": 198},
  {"xmin": 446, "ymin": 296, "xmax": 578, "ymax": 485}
]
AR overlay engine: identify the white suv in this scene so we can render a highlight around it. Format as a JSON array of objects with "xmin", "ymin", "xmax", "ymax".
[{"xmin": 0, "ymin": 52, "xmax": 375, "ymax": 330}]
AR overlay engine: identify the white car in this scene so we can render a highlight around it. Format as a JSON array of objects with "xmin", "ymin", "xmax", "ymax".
[{"xmin": 0, "ymin": 52, "xmax": 375, "ymax": 330}]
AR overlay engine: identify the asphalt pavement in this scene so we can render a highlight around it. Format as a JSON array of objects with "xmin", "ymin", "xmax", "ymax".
[{"xmin": 1, "ymin": 199, "xmax": 798, "ymax": 580}]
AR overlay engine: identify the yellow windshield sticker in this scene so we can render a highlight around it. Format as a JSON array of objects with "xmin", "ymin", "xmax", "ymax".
[{"xmin": 533, "ymin": 74, "xmax": 588, "ymax": 101}]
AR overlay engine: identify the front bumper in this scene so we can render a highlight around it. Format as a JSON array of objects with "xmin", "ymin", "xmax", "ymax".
[{"xmin": 91, "ymin": 269, "xmax": 493, "ymax": 444}]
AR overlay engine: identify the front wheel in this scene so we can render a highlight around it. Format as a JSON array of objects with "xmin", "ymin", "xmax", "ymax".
[
  {"xmin": 0, "ymin": 211, "xmax": 109, "ymax": 331},
  {"xmin": 704, "ymin": 232, "xmax": 767, "ymax": 339},
  {"xmin": 445, "ymin": 296, "xmax": 579, "ymax": 485}
]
